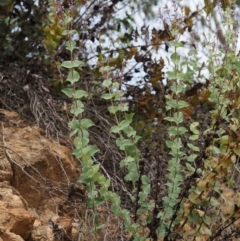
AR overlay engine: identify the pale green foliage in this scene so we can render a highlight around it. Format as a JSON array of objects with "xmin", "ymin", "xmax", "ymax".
[
  {"xmin": 101, "ymin": 67, "xmax": 154, "ymax": 239},
  {"xmin": 58, "ymin": 2, "xmax": 240, "ymax": 240},
  {"xmin": 60, "ymin": 9, "xmax": 148, "ymax": 240}
]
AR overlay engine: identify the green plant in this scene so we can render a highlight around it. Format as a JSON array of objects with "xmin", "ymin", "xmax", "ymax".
[
  {"xmin": 44, "ymin": 0, "xmax": 240, "ymax": 240},
  {"xmin": 57, "ymin": 4, "xmax": 142, "ymax": 240}
]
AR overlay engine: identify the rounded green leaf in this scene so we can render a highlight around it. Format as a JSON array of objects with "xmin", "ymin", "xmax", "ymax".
[
  {"xmin": 65, "ymin": 40, "xmax": 76, "ymax": 52},
  {"xmin": 74, "ymin": 90, "xmax": 88, "ymax": 99},
  {"xmin": 108, "ymin": 105, "xmax": 119, "ymax": 114},
  {"xmin": 171, "ymin": 52, "xmax": 180, "ymax": 65},
  {"xmin": 187, "ymin": 143, "xmax": 200, "ymax": 152},
  {"xmin": 61, "ymin": 60, "xmax": 85, "ymax": 68},
  {"xmin": 67, "ymin": 70, "xmax": 80, "ymax": 84},
  {"xmin": 62, "ymin": 88, "xmax": 73, "ymax": 98},
  {"xmin": 80, "ymin": 118, "xmax": 94, "ymax": 129},
  {"xmin": 102, "ymin": 78, "xmax": 112, "ymax": 88},
  {"xmin": 101, "ymin": 93, "xmax": 115, "ymax": 100},
  {"xmin": 110, "ymin": 125, "xmax": 121, "ymax": 133}
]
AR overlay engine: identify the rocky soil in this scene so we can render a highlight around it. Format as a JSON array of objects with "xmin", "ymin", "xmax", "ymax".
[{"xmin": 0, "ymin": 108, "xmax": 114, "ymax": 241}]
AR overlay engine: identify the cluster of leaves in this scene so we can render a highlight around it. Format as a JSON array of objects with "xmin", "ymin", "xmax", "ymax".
[
  {"xmin": 51, "ymin": 0, "xmax": 240, "ymax": 240},
  {"xmin": 59, "ymin": 9, "xmax": 145, "ymax": 240},
  {"xmin": 2, "ymin": 0, "xmax": 240, "ymax": 240}
]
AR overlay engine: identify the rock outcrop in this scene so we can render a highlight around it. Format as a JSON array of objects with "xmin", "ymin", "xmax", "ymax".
[
  {"xmin": 0, "ymin": 109, "xmax": 83, "ymax": 241},
  {"xmin": 0, "ymin": 181, "xmax": 36, "ymax": 241}
]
